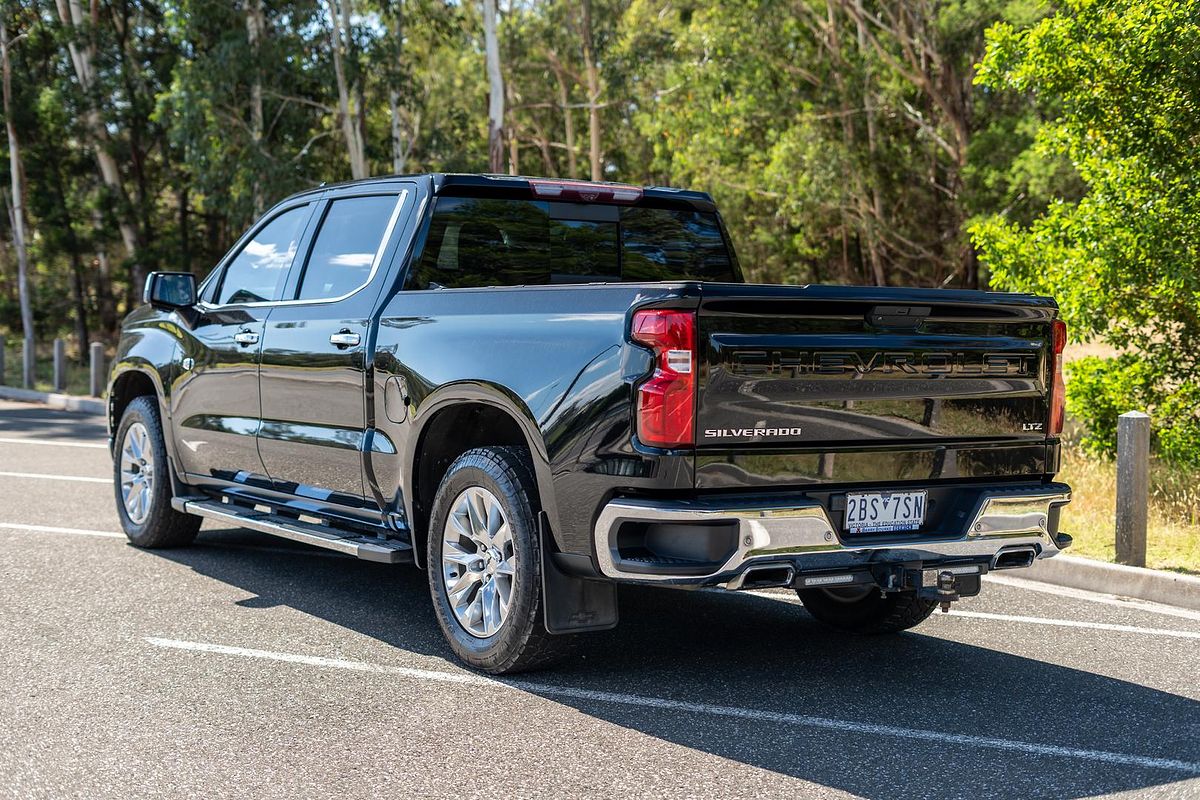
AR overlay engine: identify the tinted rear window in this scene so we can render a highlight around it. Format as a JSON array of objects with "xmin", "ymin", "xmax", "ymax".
[
  {"xmin": 297, "ymin": 194, "xmax": 400, "ymax": 301},
  {"xmin": 408, "ymin": 197, "xmax": 737, "ymax": 289}
]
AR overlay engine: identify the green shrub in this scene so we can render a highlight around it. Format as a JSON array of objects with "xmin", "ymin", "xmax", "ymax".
[
  {"xmin": 1157, "ymin": 383, "xmax": 1200, "ymax": 467},
  {"xmin": 973, "ymin": 0, "xmax": 1200, "ymax": 465},
  {"xmin": 1066, "ymin": 355, "xmax": 1200, "ymax": 466}
]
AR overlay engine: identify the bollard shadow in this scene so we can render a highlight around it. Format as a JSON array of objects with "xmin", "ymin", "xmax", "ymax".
[{"xmin": 151, "ymin": 527, "xmax": 1200, "ymax": 800}]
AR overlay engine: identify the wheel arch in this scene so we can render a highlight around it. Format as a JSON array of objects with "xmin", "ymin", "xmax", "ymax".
[
  {"xmin": 108, "ymin": 364, "xmax": 166, "ymax": 450},
  {"xmin": 405, "ymin": 383, "xmax": 557, "ymax": 568},
  {"xmin": 106, "ymin": 361, "xmax": 193, "ymax": 500}
]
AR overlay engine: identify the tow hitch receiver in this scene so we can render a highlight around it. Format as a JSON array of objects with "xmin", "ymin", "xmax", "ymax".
[
  {"xmin": 934, "ymin": 571, "xmax": 958, "ymax": 613},
  {"xmin": 904, "ymin": 564, "xmax": 983, "ymax": 611}
]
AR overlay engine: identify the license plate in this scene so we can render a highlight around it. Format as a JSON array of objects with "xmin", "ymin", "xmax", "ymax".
[{"xmin": 844, "ymin": 490, "xmax": 927, "ymax": 534}]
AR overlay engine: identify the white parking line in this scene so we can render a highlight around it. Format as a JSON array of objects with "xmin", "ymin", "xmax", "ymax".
[
  {"xmin": 736, "ymin": 589, "xmax": 1200, "ymax": 638},
  {"xmin": 930, "ymin": 609, "xmax": 1200, "ymax": 640},
  {"xmin": 0, "ymin": 471, "xmax": 109, "ymax": 484},
  {"xmin": 0, "ymin": 522, "xmax": 124, "ymax": 538},
  {"xmin": 0, "ymin": 436, "xmax": 107, "ymax": 449},
  {"xmin": 985, "ymin": 572, "xmax": 1200, "ymax": 622},
  {"xmin": 0, "ymin": 521, "xmax": 346, "ymax": 558},
  {"xmin": 145, "ymin": 636, "xmax": 1200, "ymax": 774}
]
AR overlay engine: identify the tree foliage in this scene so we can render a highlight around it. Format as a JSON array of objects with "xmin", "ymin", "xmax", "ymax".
[
  {"xmin": 0, "ymin": 0, "xmax": 1193, "ymax": 462},
  {"xmin": 973, "ymin": 0, "xmax": 1200, "ymax": 463}
]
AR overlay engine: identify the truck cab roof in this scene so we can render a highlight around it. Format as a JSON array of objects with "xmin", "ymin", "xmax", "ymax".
[{"xmin": 285, "ymin": 173, "xmax": 718, "ymax": 213}]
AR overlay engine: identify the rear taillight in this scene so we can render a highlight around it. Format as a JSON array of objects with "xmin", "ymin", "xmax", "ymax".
[
  {"xmin": 631, "ymin": 309, "xmax": 696, "ymax": 448},
  {"xmin": 1050, "ymin": 319, "xmax": 1067, "ymax": 435}
]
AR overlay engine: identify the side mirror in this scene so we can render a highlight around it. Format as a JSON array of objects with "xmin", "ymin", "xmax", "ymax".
[{"xmin": 144, "ymin": 271, "xmax": 197, "ymax": 310}]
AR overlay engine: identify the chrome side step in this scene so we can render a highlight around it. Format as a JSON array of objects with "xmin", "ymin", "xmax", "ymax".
[{"xmin": 172, "ymin": 498, "xmax": 412, "ymax": 564}]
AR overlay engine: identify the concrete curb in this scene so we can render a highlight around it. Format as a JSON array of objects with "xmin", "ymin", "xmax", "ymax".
[
  {"xmin": 0, "ymin": 386, "xmax": 105, "ymax": 416},
  {"xmin": 1025, "ymin": 554, "xmax": 1200, "ymax": 611}
]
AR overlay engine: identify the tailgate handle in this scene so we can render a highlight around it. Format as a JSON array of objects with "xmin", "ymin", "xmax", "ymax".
[{"xmin": 868, "ymin": 305, "xmax": 930, "ymax": 329}]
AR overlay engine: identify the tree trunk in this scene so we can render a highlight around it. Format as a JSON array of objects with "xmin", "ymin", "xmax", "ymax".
[
  {"xmin": 389, "ymin": 90, "xmax": 407, "ymax": 174},
  {"xmin": 55, "ymin": 0, "xmax": 144, "ymax": 291},
  {"xmin": 386, "ymin": 3, "xmax": 406, "ymax": 174},
  {"xmin": 825, "ymin": 0, "xmax": 853, "ymax": 283},
  {"xmin": 91, "ymin": 207, "xmax": 117, "ymax": 337},
  {"xmin": 580, "ymin": 0, "xmax": 602, "ymax": 180},
  {"xmin": 178, "ymin": 185, "xmax": 191, "ymax": 273},
  {"xmin": 482, "ymin": 0, "xmax": 505, "ymax": 173},
  {"xmin": 68, "ymin": 248, "xmax": 89, "ymax": 360},
  {"xmin": 549, "ymin": 52, "xmax": 577, "ymax": 177},
  {"xmin": 1, "ymin": 19, "xmax": 35, "ymax": 388},
  {"xmin": 48, "ymin": 142, "xmax": 91, "ymax": 357},
  {"xmin": 853, "ymin": 0, "xmax": 887, "ymax": 287},
  {"xmin": 244, "ymin": 0, "xmax": 265, "ymax": 214},
  {"xmin": 328, "ymin": 0, "xmax": 368, "ymax": 179}
]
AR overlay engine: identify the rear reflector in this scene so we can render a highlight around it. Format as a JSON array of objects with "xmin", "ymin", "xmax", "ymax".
[
  {"xmin": 529, "ymin": 178, "xmax": 643, "ymax": 204},
  {"xmin": 631, "ymin": 309, "xmax": 696, "ymax": 448},
  {"xmin": 1050, "ymin": 319, "xmax": 1067, "ymax": 435}
]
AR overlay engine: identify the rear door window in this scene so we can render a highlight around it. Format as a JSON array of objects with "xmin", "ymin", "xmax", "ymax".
[
  {"xmin": 216, "ymin": 204, "xmax": 310, "ymax": 305},
  {"xmin": 409, "ymin": 197, "xmax": 735, "ymax": 289},
  {"xmin": 297, "ymin": 194, "xmax": 404, "ymax": 301}
]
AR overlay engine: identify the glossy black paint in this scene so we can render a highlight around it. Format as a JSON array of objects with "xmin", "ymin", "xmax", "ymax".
[
  {"xmin": 695, "ymin": 441, "xmax": 1055, "ymax": 489},
  {"xmin": 368, "ymin": 281, "xmax": 696, "ymax": 557},
  {"xmin": 257, "ymin": 184, "xmax": 416, "ymax": 499},
  {"xmin": 108, "ymin": 173, "xmax": 1065, "ymax": 577},
  {"xmin": 696, "ymin": 285, "xmax": 1057, "ymax": 448},
  {"xmin": 171, "ymin": 303, "xmax": 273, "ymax": 481}
]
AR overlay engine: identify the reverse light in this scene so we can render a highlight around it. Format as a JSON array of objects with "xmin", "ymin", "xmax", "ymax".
[
  {"xmin": 1050, "ymin": 319, "xmax": 1067, "ymax": 435},
  {"xmin": 529, "ymin": 178, "xmax": 643, "ymax": 204},
  {"xmin": 631, "ymin": 309, "xmax": 696, "ymax": 448}
]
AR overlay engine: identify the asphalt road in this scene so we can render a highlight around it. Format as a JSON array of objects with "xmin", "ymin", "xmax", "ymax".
[{"xmin": 0, "ymin": 398, "xmax": 1197, "ymax": 800}]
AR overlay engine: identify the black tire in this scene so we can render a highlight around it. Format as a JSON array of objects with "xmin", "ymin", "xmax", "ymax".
[
  {"xmin": 797, "ymin": 585, "xmax": 938, "ymax": 634},
  {"xmin": 426, "ymin": 446, "xmax": 571, "ymax": 674},
  {"xmin": 113, "ymin": 396, "xmax": 200, "ymax": 548}
]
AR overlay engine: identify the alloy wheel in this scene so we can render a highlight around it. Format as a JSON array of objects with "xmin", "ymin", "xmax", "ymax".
[
  {"xmin": 441, "ymin": 485, "xmax": 517, "ymax": 638},
  {"xmin": 119, "ymin": 422, "xmax": 155, "ymax": 525}
]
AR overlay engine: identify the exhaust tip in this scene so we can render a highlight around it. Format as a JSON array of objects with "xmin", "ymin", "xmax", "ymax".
[
  {"xmin": 732, "ymin": 564, "xmax": 795, "ymax": 590},
  {"xmin": 992, "ymin": 546, "xmax": 1037, "ymax": 570}
]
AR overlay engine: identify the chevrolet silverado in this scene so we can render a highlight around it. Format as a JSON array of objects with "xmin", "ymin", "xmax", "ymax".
[{"xmin": 108, "ymin": 174, "xmax": 1072, "ymax": 673}]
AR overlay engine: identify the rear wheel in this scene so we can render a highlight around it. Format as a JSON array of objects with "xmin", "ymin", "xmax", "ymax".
[
  {"xmin": 113, "ymin": 396, "xmax": 200, "ymax": 548},
  {"xmin": 797, "ymin": 585, "xmax": 937, "ymax": 634},
  {"xmin": 426, "ymin": 446, "xmax": 571, "ymax": 674}
]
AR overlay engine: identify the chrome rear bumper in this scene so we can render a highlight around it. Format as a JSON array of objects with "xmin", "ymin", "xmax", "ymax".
[{"xmin": 592, "ymin": 484, "xmax": 1071, "ymax": 586}]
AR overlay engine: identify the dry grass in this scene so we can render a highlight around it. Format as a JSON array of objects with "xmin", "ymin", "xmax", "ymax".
[
  {"xmin": 1061, "ymin": 340, "xmax": 1121, "ymax": 365},
  {"xmin": 1056, "ymin": 446, "xmax": 1200, "ymax": 575},
  {"xmin": 1, "ymin": 343, "xmax": 97, "ymax": 397}
]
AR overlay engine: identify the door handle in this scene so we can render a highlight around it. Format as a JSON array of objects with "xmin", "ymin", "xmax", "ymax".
[
  {"xmin": 234, "ymin": 330, "xmax": 260, "ymax": 346},
  {"xmin": 329, "ymin": 330, "xmax": 361, "ymax": 348}
]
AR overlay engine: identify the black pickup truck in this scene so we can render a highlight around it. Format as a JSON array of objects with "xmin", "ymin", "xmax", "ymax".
[{"xmin": 109, "ymin": 174, "xmax": 1072, "ymax": 673}]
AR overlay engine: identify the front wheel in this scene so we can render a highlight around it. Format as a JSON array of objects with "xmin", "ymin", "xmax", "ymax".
[
  {"xmin": 113, "ymin": 396, "xmax": 200, "ymax": 548},
  {"xmin": 797, "ymin": 585, "xmax": 938, "ymax": 634},
  {"xmin": 426, "ymin": 446, "xmax": 570, "ymax": 674}
]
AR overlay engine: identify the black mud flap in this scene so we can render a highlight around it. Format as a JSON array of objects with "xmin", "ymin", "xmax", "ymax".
[{"xmin": 539, "ymin": 512, "xmax": 618, "ymax": 634}]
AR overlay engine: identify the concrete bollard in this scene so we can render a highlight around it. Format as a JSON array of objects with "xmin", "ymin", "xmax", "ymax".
[
  {"xmin": 53, "ymin": 338, "xmax": 66, "ymax": 392},
  {"xmin": 1115, "ymin": 411, "xmax": 1150, "ymax": 567},
  {"xmin": 89, "ymin": 342, "xmax": 105, "ymax": 397},
  {"xmin": 22, "ymin": 338, "xmax": 33, "ymax": 389}
]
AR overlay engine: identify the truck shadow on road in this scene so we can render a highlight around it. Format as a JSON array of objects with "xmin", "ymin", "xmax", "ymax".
[{"xmin": 153, "ymin": 528, "xmax": 1200, "ymax": 800}]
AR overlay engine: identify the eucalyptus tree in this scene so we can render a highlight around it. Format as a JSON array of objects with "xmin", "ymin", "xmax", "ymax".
[{"xmin": 1, "ymin": 11, "xmax": 33, "ymax": 386}]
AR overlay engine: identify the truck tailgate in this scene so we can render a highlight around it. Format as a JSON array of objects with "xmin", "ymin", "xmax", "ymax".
[{"xmin": 695, "ymin": 284, "xmax": 1059, "ymax": 488}]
